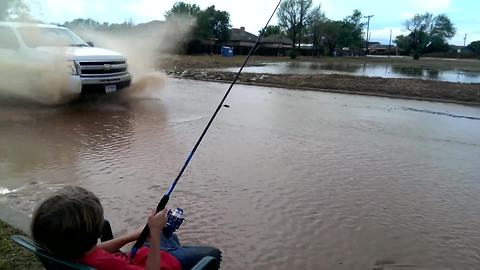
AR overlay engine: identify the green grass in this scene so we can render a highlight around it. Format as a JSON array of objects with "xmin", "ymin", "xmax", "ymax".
[{"xmin": 0, "ymin": 219, "xmax": 43, "ymax": 270}]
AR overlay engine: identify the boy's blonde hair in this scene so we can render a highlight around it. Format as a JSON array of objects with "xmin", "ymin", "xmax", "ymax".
[{"xmin": 31, "ymin": 186, "xmax": 104, "ymax": 259}]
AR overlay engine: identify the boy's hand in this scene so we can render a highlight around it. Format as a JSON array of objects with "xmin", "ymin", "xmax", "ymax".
[{"xmin": 147, "ymin": 208, "xmax": 167, "ymax": 236}]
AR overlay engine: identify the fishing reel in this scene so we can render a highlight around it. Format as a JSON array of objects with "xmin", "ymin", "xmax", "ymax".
[{"xmin": 163, "ymin": 208, "xmax": 185, "ymax": 238}]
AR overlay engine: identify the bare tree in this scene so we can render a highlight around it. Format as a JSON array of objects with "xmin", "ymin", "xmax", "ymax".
[
  {"xmin": 277, "ymin": 0, "xmax": 313, "ymax": 49},
  {"xmin": 307, "ymin": 4, "xmax": 326, "ymax": 55}
]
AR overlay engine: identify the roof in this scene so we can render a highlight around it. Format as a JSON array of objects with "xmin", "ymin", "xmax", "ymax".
[
  {"xmin": 261, "ymin": 34, "xmax": 293, "ymax": 45},
  {"xmin": 449, "ymin": 45, "xmax": 475, "ymax": 53},
  {"xmin": 363, "ymin": 41, "xmax": 381, "ymax": 48},
  {"xmin": 370, "ymin": 44, "xmax": 397, "ymax": 50},
  {"xmin": 449, "ymin": 45, "xmax": 465, "ymax": 50},
  {"xmin": 230, "ymin": 28, "xmax": 257, "ymax": 42}
]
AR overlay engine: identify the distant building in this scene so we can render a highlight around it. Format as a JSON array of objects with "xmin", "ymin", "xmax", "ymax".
[
  {"xmin": 422, "ymin": 45, "xmax": 477, "ymax": 59},
  {"xmin": 368, "ymin": 43, "xmax": 398, "ymax": 55},
  {"xmin": 259, "ymin": 34, "xmax": 293, "ymax": 56},
  {"xmin": 365, "ymin": 41, "xmax": 381, "ymax": 47},
  {"xmin": 227, "ymin": 27, "xmax": 258, "ymax": 55},
  {"xmin": 449, "ymin": 45, "xmax": 475, "ymax": 54}
]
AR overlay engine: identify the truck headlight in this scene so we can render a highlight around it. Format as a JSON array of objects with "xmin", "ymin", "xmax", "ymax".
[{"xmin": 67, "ymin": 61, "xmax": 78, "ymax": 75}]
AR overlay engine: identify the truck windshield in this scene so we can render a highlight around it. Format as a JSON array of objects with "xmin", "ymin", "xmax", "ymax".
[{"xmin": 17, "ymin": 26, "xmax": 88, "ymax": 48}]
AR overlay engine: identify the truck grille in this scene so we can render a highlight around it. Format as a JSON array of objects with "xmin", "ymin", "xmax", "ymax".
[{"xmin": 78, "ymin": 60, "xmax": 128, "ymax": 77}]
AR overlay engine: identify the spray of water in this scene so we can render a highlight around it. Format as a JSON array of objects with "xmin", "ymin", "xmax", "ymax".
[
  {"xmin": 71, "ymin": 17, "xmax": 195, "ymax": 98},
  {"xmin": 0, "ymin": 26, "xmax": 75, "ymax": 105},
  {"xmin": 0, "ymin": 16, "xmax": 195, "ymax": 105}
]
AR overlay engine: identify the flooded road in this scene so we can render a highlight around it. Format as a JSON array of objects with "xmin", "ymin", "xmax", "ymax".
[
  {"xmin": 221, "ymin": 62, "xmax": 480, "ymax": 83},
  {"xmin": 1, "ymin": 79, "xmax": 480, "ymax": 269}
]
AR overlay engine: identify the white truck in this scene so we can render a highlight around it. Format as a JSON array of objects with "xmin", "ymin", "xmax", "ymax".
[{"xmin": 0, "ymin": 22, "xmax": 132, "ymax": 97}]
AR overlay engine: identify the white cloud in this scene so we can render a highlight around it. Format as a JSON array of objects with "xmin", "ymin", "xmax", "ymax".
[
  {"xmin": 124, "ymin": 0, "xmax": 171, "ymax": 21},
  {"xmin": 409, "ymin": 0, "xmax": 451, "ymax": 12},
  {"xmin": 41, "ymin": 0, "xmax": 87, "ymax": 22},
  {"xmin": 400, "ymin": 12, "xmax": 415, "ymax": 19},
  {"xmin": 369, "ymin": 27, "xmax": 408, "ymax": 44}
]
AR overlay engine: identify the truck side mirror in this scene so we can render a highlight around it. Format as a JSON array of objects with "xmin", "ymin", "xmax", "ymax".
[{"xmin": 87, "ymin": 41, "xmax": 94, "ymax": 47}]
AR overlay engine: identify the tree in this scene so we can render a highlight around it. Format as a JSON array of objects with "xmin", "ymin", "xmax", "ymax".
[
  {"xmin": 0, "ymin": 0, "xmax": 29, "ymax": 21},
  {"xmin": 424, "ymin": 36, "xmax": 450, "ymax": 53},
  {"xmin": 306, "ymin": 9, "xmax": 363, "ymax": 56},
  {"xmin": 321, "ymin": 20, "xmax": 344, "ymax": 56},
  {"xmin": 196, "ymin": 5, "xmax": 231, "ymax": 43},
  {"xmin": 260, "ymin": 25, "xmax": 283, "ymax": 37},
  {"xmin": 403, "ymin": 13, "xmax": 456, "ymax": 59},
  {"xmin": 394, "ymin": 35, "xmax": 412, "ymax": 55},
  {"xmin": 277, "ymin": 0, "xmax": 313, "ymax": 49},
  {"xmin": 306, "ymin": 4, "xmax": 326, "ymax": 55},
  {"xmin": 64, "ymin": 18, "xmax": 101, "ymax": 29},
  {"xmin": 165, "ymin": 2, "xmax": 201, "ymax": 19},
  {"xmin": 63, "ymin": 18, "xmax": 134, "ymax": 31},
  {"xmin": 468, "ymin": 41, "xmax": 480, "ymax": 56},
  {"xmin": 341, "ymin": 9, "xmax": 365, "ymax": 49}
]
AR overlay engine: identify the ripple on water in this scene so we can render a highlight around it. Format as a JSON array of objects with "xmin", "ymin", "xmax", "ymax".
[{"xmin": 1, "ymin": 80, "xmax": 480, "ymax": 269}]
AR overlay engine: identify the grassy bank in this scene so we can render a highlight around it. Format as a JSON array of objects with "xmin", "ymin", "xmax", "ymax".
[
  {"xmin": 160, "ymin": 55, "xmax": 480, "ymax": 105},
  {"xmin": 168, "ymin": 70, "xmax": 480, "ymax": 105},
  {"xmin": 0, "ymin": 219, "xmax": 43, "ymax": 269}
]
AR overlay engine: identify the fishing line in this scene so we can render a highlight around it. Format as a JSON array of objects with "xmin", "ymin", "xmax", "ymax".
[{"xmin": 131, "ymin": 0, "xmax": 283, "ymax": 260}]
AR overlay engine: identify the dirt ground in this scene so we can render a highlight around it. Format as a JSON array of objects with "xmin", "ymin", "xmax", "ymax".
[{"xmin": 159, "ymin": 55, "xmax": 480, "ymax": 105}]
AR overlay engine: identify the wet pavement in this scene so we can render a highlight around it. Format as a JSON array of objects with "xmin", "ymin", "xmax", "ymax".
[
  {"xmin": 221, "ymin": 62, "xmax": 480, "ymax": 83},
  {"xmin": 1, "ymin": 78, "xmax": 480, "ymax": 269}
]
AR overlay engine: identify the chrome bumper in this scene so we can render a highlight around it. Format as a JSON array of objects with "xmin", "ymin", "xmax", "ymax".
[{"xmin": 80, "ymin": 73, "xmax": 132, "ymax": 85}]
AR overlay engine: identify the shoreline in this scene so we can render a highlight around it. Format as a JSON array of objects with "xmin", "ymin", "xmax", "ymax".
[
  {"xmin": 166, "ymin": 70, "xmax": 480, "ymax": 106},
  {"xmin": 159, "ymin": 55, "xmax": 480, "ymax": 72}
]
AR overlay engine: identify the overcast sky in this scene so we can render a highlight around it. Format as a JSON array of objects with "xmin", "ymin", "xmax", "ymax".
[{"xmin": 32, "ymin": 0, "xmax": 480, "ymax": 46}]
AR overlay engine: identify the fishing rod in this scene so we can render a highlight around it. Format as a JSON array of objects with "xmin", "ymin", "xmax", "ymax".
[{"xmin": 130, "ymin": 0, "xmax": 283, "ymax": 260}]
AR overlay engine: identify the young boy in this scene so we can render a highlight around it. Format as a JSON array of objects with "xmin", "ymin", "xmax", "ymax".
[{"xmin": 31, "ymin": 186, "xmax": 221, "ymax": 270}]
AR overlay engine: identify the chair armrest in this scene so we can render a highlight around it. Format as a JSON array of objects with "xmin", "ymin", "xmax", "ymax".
[
  {"xmin": 11, "ymin": 235, "xmax": 94, "ymax": 270},
  {"xmin": 191, "ymin": 256, "xmax": 217, "ymax": 270}
]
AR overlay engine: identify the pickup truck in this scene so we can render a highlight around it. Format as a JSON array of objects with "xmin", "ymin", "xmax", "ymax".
[{"xmin": 0, "ymin": 22, "xmax": 132, "ymax": 96}]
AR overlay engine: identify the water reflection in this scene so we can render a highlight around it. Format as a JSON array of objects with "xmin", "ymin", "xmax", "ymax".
[
  {"xmin": 1, "ymin": 79, "xmax": 480, "ymax": 269},
  {"xmin": 426, "ymin": 69, "xmax": 440, "ymax": 79},
  {"xmin": 222, "ymin": 62, "xmax": 480, "ymax": 83},
  {"xmin": 0, "ymin": 97, "xmax": 138, "ymax": 189},
  {"xmin": 390, "ymin": 66, "xmax": 423, "ymax": 77},
  {"xmin": 309, "ymin": 63, "xmax": 321, "ymax": 70}
]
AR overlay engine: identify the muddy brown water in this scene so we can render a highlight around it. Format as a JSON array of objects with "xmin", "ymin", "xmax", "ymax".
[
  {"xmin": 1, "ymin": 79, "xmax": 480, "ymax": 269},
  {"xmin": 221, "ymin": 62, "xmax": 480, "ymax": 83}
]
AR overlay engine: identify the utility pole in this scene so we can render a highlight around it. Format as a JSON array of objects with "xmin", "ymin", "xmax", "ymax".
[
  {"xmin": 464, "ymin": 33, "xmax": 467, "ymax": 47},
  {"xmin": 388, "ymin": 29, "xmax": 392, "ymax": 57},
  {"xmin": 364, "ymin": 15, "xmax": 374, "ymax": 56}
]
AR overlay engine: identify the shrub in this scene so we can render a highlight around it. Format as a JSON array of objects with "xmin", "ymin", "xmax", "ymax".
[{"xmin": 287, "ymin": 49, "xmax": 298, "ymax": 59}]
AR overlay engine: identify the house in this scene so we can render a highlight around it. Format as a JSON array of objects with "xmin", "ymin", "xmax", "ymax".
[
  {"xmin": 227, "ymin": 27, "xmax": 258, "ymax": 55},
  {"xmin": 449, "ymin": 45, "xmax": 475, "ymax": 54},
  {"xmin": 369, "ymin": 43, "xmax": 398, "ymax": 55},
  {"xmin": 447, "ymin": 45, "xmax": 477, "ymax": 58},
  {"xmin": 258, "ymin": 34, "xmax": 293, "ymax": 56}
]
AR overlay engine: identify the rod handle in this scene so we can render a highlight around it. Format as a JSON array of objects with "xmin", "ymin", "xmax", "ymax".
[{"xmin": 130, "ymin": 194, "xmax": 170, "ymax": 260}]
